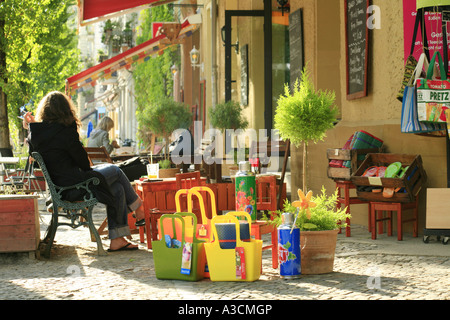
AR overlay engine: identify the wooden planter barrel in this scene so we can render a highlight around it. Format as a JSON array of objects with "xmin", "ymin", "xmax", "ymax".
[{"xmin": 0, "ymin": 195, "xmax": 40, "ymax": 258}]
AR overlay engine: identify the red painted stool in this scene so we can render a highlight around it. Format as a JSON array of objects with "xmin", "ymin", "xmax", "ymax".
[
  {"xmin": 335, "ymin": 180, "xmax": 369, "ymax": 237},
  {"xmin": 369, "ymin": 196, "xmax": 419, "ymax": 241}
]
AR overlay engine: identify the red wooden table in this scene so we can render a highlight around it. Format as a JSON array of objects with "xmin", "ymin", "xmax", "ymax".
[{"xmin": 135, "ymin": 178, "xmax": 180, "ymax": 249}]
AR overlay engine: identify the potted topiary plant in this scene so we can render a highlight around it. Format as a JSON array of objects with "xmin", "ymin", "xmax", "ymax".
[
  {"xmin": 265, "ymin": 187, "xmax": 351, "ymax": 274},
  {"xmin": 138, "ymin": 97, "xmax": 192, "ymax": 178},
  {"xmin": 274, "ymin": 66, "xmax": 339, "ymax": 191},
  {"xmin": 209, "ymin": 100, "xmax": 249, "ymax": 173}
]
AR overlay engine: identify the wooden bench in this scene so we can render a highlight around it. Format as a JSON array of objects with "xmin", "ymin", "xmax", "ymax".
[{"xmin": 32, "ymin": 152, "xmax": 107, "ymax": 258}]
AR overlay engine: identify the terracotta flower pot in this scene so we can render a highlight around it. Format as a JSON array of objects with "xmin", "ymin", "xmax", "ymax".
[
  {"xmin": 300, "ymin": 229, "xmax": 338, "ymax": 275},
  {"xmin": 158, "ymin": 168, "xmax": 180, "ymax": 179}
]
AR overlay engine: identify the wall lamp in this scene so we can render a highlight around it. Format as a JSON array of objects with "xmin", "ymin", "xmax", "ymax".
[
  {"xmin": 277, "ymin": 0, "xmax": 290, "ymax": 15},
  {"xmin": 190, "ymin": 46, "xmax": 203, "ymax": 70},
  {"xmin": 171, "ymin": 64, "xmax": 178, "ymax": 75},
  {"xmin": 221, "ymin": 26, "xmax": 239, "ymax": 54}
]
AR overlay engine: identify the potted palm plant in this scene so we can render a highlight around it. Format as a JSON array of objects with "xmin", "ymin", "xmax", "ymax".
[
  {"xmin": 265, "ymin": 187, "xmax": 351, "ymax": 274},
  {"xmin": 138, "ymin": 97, "xmax": 192, "ymax": 178}
]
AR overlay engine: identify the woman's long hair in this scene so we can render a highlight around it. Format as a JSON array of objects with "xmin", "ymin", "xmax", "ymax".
[{"xmin": 35, "ymin": 91, "xmax": 81, "ymax": 128}]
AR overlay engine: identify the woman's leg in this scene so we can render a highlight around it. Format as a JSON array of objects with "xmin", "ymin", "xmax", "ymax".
[
  {"xmin": 106, "ymin": 181, "xmax": 138, "ymax": 250},
  {"xmin": 93, "ymin": 164, "xmax": 141, "ymax": 249},
  {"xmin": 93, "ymin": 163, "xmax": 142, "ymax": 212}
]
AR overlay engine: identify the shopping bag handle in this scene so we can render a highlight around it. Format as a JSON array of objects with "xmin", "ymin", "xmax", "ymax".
[
  {"xmin": 210, "ymin": 214, "xmax": 246, "ymax": 249},
  {"xmin": 175, "ymin": 189, "xmax": 189, "ymax": 212},
  {"xmin": 225, "ymin": 211, "xmax": 253, "ymax": 231},
  {"xmin": 409, "ymin": 53, "xmax": 428, "ymax": 86},
  {"xmin": 427, "ymin": 51, "xmax": 447, "ymax": 81},
  {"xmin": 159, "ymin": 213, "xmax": 186, "ymax": 243},
  {"xmin": 178, "ymin": 212, "xmax": 199, "ymax": 241},
  {"xmin": 189, "ymin": 186, "xmax": 218, "ymax": 219}
]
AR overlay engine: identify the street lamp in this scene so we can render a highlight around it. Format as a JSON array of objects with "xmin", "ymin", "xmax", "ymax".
[
  {"xmin": 190, "ymin": 45, "xmax": 203, "ymax": 70},
  {"xmin": 221, "ymin": 26, "xmax": 239, "ymax": 54},
  {"xmin": 171, "ymin": 64, "xmax": 178, "ymax": 76}
]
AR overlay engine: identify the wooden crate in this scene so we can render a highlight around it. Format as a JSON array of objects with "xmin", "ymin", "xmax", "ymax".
[
  {"xmin": 351, "ymin": 153, "xmax": 427, "ymax": 203},
  {"xmin": 0, "ymin": 195, "xmax": 40, "ymax": 255},
  {"xmin": 327, "ymin": 148, "xmax": 380, "ymax": 180}
]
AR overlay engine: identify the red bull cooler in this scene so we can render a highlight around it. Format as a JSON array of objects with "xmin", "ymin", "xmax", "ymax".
[{"xmin": 278, "ymin": 212, "xmax": 301, "ymax": 278}]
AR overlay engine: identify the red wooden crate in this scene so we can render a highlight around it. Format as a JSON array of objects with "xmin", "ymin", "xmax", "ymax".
[{"xmin": 351, "ymin": 153, "xmax": 427, "ymax": 203}]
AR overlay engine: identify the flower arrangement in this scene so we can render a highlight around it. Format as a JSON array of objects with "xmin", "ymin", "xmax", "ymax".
[
  {"xmin": 235, "ymin": 179, "xmax": 256, "ymax": 217},
  {"xmin": 265, "ymin": 187, "xmax": 351, "ymax": 231}
]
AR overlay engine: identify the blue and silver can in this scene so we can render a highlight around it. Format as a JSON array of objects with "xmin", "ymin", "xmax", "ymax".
[{"xmin": 278, "ymin": 212, "xmax": 301, "ymax": 278}]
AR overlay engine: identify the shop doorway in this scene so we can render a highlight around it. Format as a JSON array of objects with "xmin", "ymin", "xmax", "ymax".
[{"xmin": 224, "ymin": 5, "xmax": 271, "ymax": 130}]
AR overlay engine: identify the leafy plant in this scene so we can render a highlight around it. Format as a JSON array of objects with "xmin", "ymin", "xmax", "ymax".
[
  {"xmin": 0, "ymin": 185, "xmax": 25, "ymax": 195},
  {"xmin": 209, "ymin": 100, "xmax": 249, "ymax": 132},
  {"xmin": 264, "ymin": 187, "xmax": 351, "ymax": 231},
  {"xmin": 158, "ymin": 159, "xmax": 172, "ymax": 169},
  {"xmin": 137, "ymin": 97, "xmax": 192, "ymax": 159},
  {"xmin": 274, "ymin": 67, "xmax": 339, "ymax": 191},
  {"xmin": 0, "ymin": 0, "xmax": 80, "ymax": 152},
  {"xmin": 209, "ymin": 100, "xmax": 249, "ymax": 163},
  {"xmin": 133, "ymin": 5, "xmax": 178, "ymax": 149}
]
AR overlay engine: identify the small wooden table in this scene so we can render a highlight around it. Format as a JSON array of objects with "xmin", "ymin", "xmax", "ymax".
[{"xmin": 135, "ymin": 178, "xmax": 179, "ymax": 249}]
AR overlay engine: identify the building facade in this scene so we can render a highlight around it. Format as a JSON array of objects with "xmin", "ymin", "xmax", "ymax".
[{"xmin": 181, "ymin": 0, "xmax": 447, "ymax": 232}]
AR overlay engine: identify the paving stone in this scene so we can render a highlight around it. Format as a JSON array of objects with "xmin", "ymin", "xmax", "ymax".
[{"xmin": 0, "ymin": 198, "xmax": 449, "ymax": 301}]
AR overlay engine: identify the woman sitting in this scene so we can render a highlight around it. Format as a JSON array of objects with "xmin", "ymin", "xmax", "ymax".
[
  {"xmin": 23, "ymin": 91, "xmax": 144, "ymax": 251},
  {"xmin": 87, "ymin": 116, "xmax": 120, "ymax": 154}
]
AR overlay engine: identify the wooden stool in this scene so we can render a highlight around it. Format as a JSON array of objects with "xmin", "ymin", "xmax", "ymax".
[
  {"xmin": 369, "ymin": 197, "xmax": 419, "ymax": 241},
  {"xmin": 335, "ymin": 180, "xmax": 369, "ymax": 237}
]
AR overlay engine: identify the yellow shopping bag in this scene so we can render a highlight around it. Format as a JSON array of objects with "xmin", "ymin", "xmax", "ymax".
[{"xmin": 205, "ymin": 213, "xmax": 262, "ymax": 282}]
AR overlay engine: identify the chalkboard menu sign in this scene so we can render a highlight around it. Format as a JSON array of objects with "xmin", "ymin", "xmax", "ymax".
[
  {"xmin": 345, "ymin": 0, "xmax": 369, "ymax": 100},
  {"xmin": 289, "ymin": 9, "xmax": 304, "ymax": 90}
]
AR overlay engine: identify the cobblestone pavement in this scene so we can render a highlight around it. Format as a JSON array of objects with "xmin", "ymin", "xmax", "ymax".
[{"xmin": 1, "ymin": 198, "xmax": 449, "ymax": 303}]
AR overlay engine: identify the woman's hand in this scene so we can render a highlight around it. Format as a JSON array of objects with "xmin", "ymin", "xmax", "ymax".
[
  {"xmin": 22, "ymin": 112, "xmax": 36, "ymax": 130},
  {"xmin": 111, "ymin": 140, "xmax": 120, "ymax": 148}
]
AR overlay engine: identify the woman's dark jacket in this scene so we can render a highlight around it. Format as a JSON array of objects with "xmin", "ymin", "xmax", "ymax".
[{"xmin": 27, "ymin": 121, "xmax": 115, "ymax": 208}]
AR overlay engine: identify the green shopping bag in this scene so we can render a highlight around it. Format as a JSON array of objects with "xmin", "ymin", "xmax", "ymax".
[
  {"xmin": 153, "ymin": 212, "xmax": 206, "ymax": 281},
  {"xmin": 416, "ymin": 51, "xmax": 450, "ymax": 123}
]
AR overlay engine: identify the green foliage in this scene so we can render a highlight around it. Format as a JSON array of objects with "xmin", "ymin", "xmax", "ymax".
[
  {"xmin": 274, "ymin": 67, "xmax": 339, "ymax": 147},
  {"xmin": 209, "ymin": 100, "xmax": 249, "ymax": 132},
  {"xmin": 0, "ymin": 0, "xmax": 80, "ymax": 148},
  {"xmin": 158, "ymin": 159, "xmax": 172, "ymax": 169},
  {"xmin": 137, "ymin": 97, "xmax": 192, "ymax": 158},
  {"xmin": 132, "ymin": 5, "xmax": 178, "ymax": 147},
  {"xmin": 264, "ymin": 187, "xmax": 351, "ymax": 231}
]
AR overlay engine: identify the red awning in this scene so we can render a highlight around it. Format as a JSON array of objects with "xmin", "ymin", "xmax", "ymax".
[
  {"xmin": 78, "ymin": 0, "xmax": 177, "ymax": 26},
  {"xmin": 66, "ymin": 20, "xmax": 196, "ymax": 95}
]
